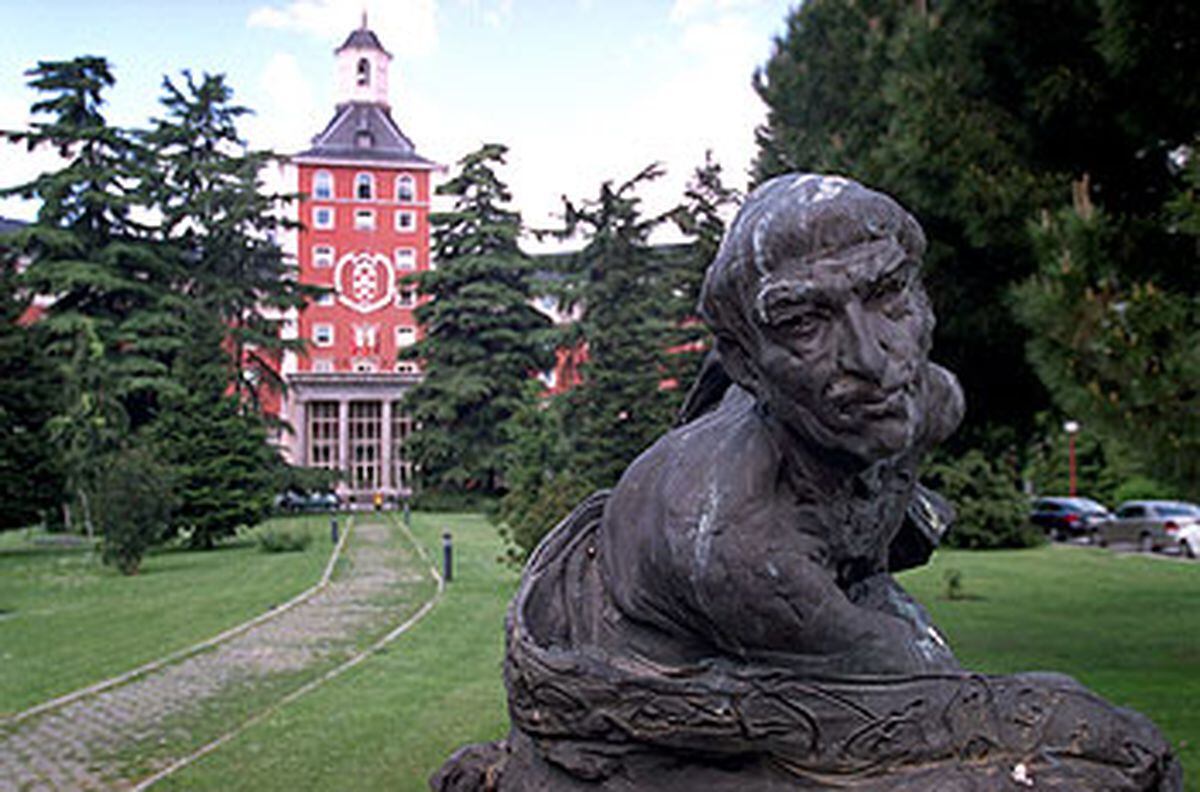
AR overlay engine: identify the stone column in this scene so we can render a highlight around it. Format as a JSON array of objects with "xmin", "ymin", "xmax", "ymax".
[
  {"xmin": 338, "ymin": 400, "xmax": 351, "ymax": 490},
  {"xmin": 381, "ymin": 398, "xmax": 394, "ymax": 494},
  {"xmin": 294, "ymin": 399, "xmax": 308, "ymax": 466}
]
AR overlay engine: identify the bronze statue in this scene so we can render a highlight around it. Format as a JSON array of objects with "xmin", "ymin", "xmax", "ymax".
[{"xmin": 433, "ymin": 175, "xmax": 1182, "ymax": 790}]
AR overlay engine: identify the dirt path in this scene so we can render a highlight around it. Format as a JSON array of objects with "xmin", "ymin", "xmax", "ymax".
[{"xmin": 0, "ymin": 521, "xmax": 430, "ymax": 791}]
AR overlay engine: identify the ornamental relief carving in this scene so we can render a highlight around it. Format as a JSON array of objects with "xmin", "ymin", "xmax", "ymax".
[{"xmin": 334, "ymin": 251, "xmax": 395, "ymax": 314}]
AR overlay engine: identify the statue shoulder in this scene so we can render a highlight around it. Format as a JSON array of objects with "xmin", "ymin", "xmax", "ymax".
[{"xmin": 601, "ymin": 387, "xmax": 779, "ymax": 584}]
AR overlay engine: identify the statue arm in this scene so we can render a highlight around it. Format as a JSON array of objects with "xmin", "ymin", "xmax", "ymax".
[{"xmin": 689, "ymin": 536, "xmax": 957, "ymax": 676}]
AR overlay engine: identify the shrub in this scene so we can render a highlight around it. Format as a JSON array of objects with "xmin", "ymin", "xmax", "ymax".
[
  {"xmin": 93, "ymin": 444, "xmax": 177, "ymax": 575},
  {"xmin": 495, "ymin": 472, "xmax": 597, "ymax": 567},
  {"xmin": 924, "ymin": 450, "xmax": 1043, "ymax": 550},
  {"xmin": 1112, "ymin": 475, "xmax": 1174, "ymax": 504},
  {"xmin": 256, "ymin": 527, "xmax": 312, "ymax": 553}
]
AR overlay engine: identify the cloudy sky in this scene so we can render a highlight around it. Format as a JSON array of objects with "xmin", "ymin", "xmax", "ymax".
[{"xmin": 0, "ymin": 0, "xmax": 794, "ymax": 247}]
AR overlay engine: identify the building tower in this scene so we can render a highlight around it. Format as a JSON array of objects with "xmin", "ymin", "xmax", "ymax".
[{"xmin": 278, "ymin": 15, "xmax": 438, "ymax": 503}]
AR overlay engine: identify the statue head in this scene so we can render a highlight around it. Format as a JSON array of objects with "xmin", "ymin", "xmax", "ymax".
[{"xmin": 699, "ymin": 174, "xmax": 935, "ymax": 463}]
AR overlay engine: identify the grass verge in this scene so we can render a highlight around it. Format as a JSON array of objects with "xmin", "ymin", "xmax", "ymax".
[{"xmin": 0, "ymin": 514, "xmax": 342, "ymax": 716}]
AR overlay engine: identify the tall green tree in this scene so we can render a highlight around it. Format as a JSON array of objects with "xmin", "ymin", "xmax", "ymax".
[
  {"xmin": 1, "ymin": 57, "xmax": 181, "ymax": 533},
  {"xmin": 401, "ymin": 143, "xmax": 553, "ymax": 494},
  {"xmin": 667, "ymin": 152, "xmax": 741, "ymax": 391},
  {"xmin": 143, "ymin": 70, "xmax": 309, "ymax": 410},
  {"xmin": 555, "ymin": 164, "xmax": 680, "ymax": 488}
]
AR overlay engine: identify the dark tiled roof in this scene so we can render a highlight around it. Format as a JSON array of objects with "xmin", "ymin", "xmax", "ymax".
[
  {"xmin": 297, "ymin": 102, "xmax": 435, "ymax": 166},
  {"xmin": 337, "ymin": 26, "xmax": 388, "ymax": 55},
  {"xmin": 0, "ymin": 217, "xmax": 26, "ymax": 236}
]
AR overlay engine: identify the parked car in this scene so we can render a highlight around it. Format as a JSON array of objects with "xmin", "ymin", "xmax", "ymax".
[
  {"xmin": 275, "ymin": 489, "xmax": 340, "ymax": 512},
  {"xmin": 1178, "ymin": 522, "xmax": 1200, "ymax": 559},
  {"xmin": 1097, "ymin": 500, "xmax": 1200, "ymax": 552},
  {"xmin": 1028, "ymin": 496, "xmax": 1111, "ymax": 540}
]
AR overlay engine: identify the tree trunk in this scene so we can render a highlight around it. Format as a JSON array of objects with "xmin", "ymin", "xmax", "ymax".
[{"xmin": 78, "ymin": 487, "xmax": 95, "ymax": 540}]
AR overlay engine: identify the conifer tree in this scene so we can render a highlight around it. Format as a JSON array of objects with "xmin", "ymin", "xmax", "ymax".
[
  {"xmin": 667, "ymin": 152, "xmax": 740, "ymax": 393},
  {"xmin": 556, "ymin": 164, "xmax": 679, "ymax": 487},
  {"xmin": 143, "ymin": 71, "xmax": 310, "ymax": 410},
  {"xmin": 401, "ymin": 143, "xmax": 553, "ymax": 494},
  {"xmin": 1, "ymin": 57, "xmax": 181, "ymax": 532}
]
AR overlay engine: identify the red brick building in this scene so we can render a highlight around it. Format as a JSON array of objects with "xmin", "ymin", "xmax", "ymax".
[{"xmin": 276, "ymin": 18, "xmax": 438, "ymax": 502}]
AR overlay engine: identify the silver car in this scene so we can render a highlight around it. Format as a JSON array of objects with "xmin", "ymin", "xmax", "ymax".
[{"xmin": 1098, "ymin": 500, "xmax": 1200, "ymax": 552}]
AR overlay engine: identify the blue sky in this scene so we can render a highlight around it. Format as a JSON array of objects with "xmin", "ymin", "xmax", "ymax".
[{"xmin": 0, "ymin": 0, "xmax": 795, "ymax": 244}]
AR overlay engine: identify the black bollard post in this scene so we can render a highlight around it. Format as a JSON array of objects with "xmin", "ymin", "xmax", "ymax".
[
  {"xmin": 331, "ymin": 517, "xmax": 339, "ymax": 545},
  {"xmin": 442, "ymin": 531, "xmax": 453, "ymax": 583}
]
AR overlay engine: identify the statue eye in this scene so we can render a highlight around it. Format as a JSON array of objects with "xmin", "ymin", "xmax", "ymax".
[
  {"xmin": 871, "ymin": 273, "xmax": 911, "ymax": 318},
  {"xmin": 780, "ymin": 311, "xmax": 825, "ymax": 339}
]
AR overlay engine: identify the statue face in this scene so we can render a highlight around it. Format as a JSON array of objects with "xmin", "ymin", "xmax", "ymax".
[{"xmin": 751, "ymin": 237, "xmax": 931, "ymax": 462}]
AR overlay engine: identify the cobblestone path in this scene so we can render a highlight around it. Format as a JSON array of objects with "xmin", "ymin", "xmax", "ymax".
[{"xmin": 0, "ymin": 521, "xmax": 428, "ymax": 791}]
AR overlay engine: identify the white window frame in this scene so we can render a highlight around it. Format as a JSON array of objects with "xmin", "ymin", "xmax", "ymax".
[
  {"xmin": 397, "ymin": 287, "xmax": 416, "ymax": 308},
  {"xmin": 313, "ymin": 323, "xmax": 334, "ymax": 347},
  {"xmin": 396, "ymin": 174, "xmax": 415, "ymax": 203},
  {"xmin": 394, "ymin": 210, "xmax": 415, "ymax": 232},
  {"xmin": 313, "ymin": 207, "xmax": 334, "ymax": 230},
  {"xmin": 355, "ymin": 172, "xmax": 375, "ymax": 200},
  {"xmin": 394, "ymin": 325, "xmax": 417, "ymax": 348},
  {"xmin": 354, "ymin": 209, "xmax": 376, "ymax": 230},
  {"xmin": 313, "ymin": 245, "xmax": 335, "ymax": 268},
  {"xmin": 354, "ymin": 324, "xmax": 379, "ymax": 349},
  {"xmin": 313, "ymin": 170, "xmax": 333, "ymax": 199},
  {"xmin": 312, "ymin": 358, "xmax": 334, "ymax": 373},
  {"xmin": 394, "ymin": 247, "xmax": 416, "ymax": 271}
]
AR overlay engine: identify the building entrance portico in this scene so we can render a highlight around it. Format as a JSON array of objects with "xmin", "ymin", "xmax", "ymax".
[{"xmin": 289, "ymin": 372, "xmax": 416, "ymax": 502}]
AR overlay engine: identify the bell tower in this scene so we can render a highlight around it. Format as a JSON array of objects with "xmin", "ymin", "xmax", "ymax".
[
  {"xmin": 278, "ymin": 15, "xmax": 439, "ymax": 502},
  {"xmin": 335, "ymin": 11, "xmax": 392, "ymax": 108}
]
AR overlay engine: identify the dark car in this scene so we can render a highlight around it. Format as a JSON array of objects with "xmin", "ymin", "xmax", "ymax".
[
  {"xmin": 1029, "ymin": 496, "xmax": 1111, "ymax": 540},
  {"xmin": 275, "ymin": 490, "xmax": 340, "ymax": 512}
]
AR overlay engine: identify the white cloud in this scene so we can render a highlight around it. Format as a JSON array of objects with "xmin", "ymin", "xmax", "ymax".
[
  {"xmin": 247, "ymin": 0, "xmax": 440, "ymax": 59},
  {"xmin": 243, "ymin": 51, "xmax": 320, "ymax": 155},
  {"xmin": 669, "ymin": 0, "xmax": 761, "ymax": 25},
  {"xmin": 457, "ymin": 0, "xmax": 513, "ymax": 29}
]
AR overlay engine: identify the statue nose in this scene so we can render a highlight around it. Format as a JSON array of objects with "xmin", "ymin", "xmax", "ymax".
[{"xmin": 837, "ymin": 301, "xmax": 887, "ymax": 381}]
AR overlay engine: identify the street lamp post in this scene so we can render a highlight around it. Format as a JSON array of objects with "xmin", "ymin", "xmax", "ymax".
[{"xmin": 1064, "ymin": 420, "xmax": 1080, "ymax": 496}]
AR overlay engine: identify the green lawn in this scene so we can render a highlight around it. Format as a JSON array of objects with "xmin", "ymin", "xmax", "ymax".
[
  {"xmin": 8, "ymin": 515, "xmax": 1196, "ymax": 789},
  {"xmin": 0, "ymin": 514, "xmax": 342, "ymax": 716}
]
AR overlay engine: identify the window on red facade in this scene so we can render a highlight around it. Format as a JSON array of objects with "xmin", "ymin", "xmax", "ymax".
[
  {"xmin": 356, "ymin": 172, "xmax": 374, "ymax": 200},
  {"xmin": 394, "ymin": 247, "xmax": 416, "ymax": 271},
  {"xmin": 314, "ymin": 171, "xmax": 333, "ymax": 199},
  {"xmin": 313, "ymin": 245, "xmax": 334, "ymax": 268},
  {"xmin": 314, "ymin": 207, "xmax": 334, "ymax": 229},
  {"xmin": 396, "ymin": 174, "xmax": 415, "ymax": 202}
]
